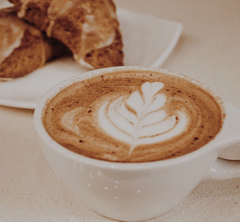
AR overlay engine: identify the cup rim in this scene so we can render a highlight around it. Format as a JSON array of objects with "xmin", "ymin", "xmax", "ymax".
[{"xmin": 34, "ymin": 66, "xmax": 228, "ymax": 170}]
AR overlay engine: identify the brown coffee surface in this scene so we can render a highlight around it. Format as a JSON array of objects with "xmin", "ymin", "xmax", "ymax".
[{"xmin": 42, "ymin": 70, "xmax": 224, "ymax": 163}]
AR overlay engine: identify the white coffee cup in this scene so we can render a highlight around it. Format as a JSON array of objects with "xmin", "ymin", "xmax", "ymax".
[{"xmin": 34, "ymin": 67, "xmax": 240, "ymax": 221}]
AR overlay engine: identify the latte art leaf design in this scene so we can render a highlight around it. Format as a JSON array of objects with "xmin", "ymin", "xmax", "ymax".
[{"xmin": 98, "ymin": 82, "xmax": 188, "ymax": 154}]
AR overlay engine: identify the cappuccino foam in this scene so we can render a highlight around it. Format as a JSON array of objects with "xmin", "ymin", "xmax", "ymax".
[{"xmin": 43, "ymin": 70, "xmax": 224, "ymax": 163}]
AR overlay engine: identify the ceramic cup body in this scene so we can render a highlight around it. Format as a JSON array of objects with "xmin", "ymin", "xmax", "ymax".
[{"xmin": 34, "ymin": 67, "xmax": 240, "ymax": 221}]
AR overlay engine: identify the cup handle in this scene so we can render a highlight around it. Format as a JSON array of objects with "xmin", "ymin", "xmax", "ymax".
[
  {"xmin": 205, "ymin": 158, "xmax": 240, "ymax": 180},
  {"xmin": 205, "ymin": 101, "xmax": 240, "ymax": 180}
]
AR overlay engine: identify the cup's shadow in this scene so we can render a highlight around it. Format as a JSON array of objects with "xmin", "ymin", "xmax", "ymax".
[{"xmin": 219, "ymin": 143, "xmax": 240, "ymax": 160}]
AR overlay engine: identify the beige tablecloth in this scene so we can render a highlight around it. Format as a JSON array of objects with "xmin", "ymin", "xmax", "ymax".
[{"xmin": 1, "ymin": 0, "xmax": 240, "ymax": 221}]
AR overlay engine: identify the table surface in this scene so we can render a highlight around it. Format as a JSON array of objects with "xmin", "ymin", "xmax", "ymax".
[{"xmin": 1, "ymin": 0, "xmax": 240, "ymax": 221}]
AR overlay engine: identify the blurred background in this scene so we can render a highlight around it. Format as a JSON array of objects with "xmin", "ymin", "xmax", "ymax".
[{"xmin": 115, "ymin": 0, "xmax": 240, "ymax": 107}]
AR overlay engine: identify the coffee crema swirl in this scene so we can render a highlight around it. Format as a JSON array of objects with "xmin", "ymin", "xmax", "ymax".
[
  {"xmin": 43, "ymin": 70, "xmax": 224, "ymax": 163},
  {"xmin": 98, "ymin": 82, "xmax": 188, "ymax": 154}
]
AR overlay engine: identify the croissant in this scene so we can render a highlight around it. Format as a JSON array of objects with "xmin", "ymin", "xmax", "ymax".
[
  {"xmin": 0, "ymin": 7, "xmax": 67, "ymax": 79},
  {"xmin": 9, "ymin": 0, "xmax": 124, "ymax": 69}
]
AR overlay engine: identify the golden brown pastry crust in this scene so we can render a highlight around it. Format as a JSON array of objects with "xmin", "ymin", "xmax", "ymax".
[
  {"xmin": 84, "ymin": 29, "xmax": 124, "ymax": 68},
  {"xmin": 0, "ymin": 7, "xmax": 66, "ymax": 78},
  {"xmin": 9, "ymin": 0, "xmax": 124, "ymax": 69}
]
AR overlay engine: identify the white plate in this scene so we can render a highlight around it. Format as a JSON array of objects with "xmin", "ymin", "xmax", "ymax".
[{"xmin": 0, "ymin": 4, "xmax": 183, "ymax": 109}]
